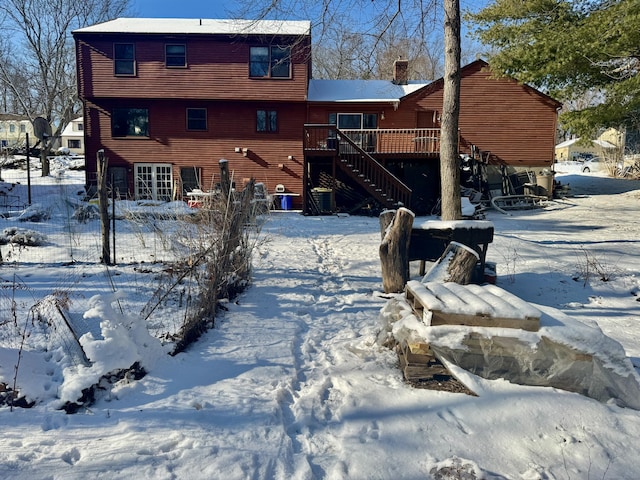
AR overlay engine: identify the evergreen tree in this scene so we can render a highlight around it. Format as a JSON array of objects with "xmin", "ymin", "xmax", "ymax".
[{"xmin": 468, "ymin": 0, "xmax": 640, "ymax": 138}]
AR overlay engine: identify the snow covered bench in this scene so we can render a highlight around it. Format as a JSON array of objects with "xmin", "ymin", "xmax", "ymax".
[{"xmin": 409, "ymin": 220, "xmax": 494, "ymax": 278}]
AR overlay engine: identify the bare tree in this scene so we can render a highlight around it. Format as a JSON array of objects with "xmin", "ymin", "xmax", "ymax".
[
  {"xmin": 233, "ymin": 0, "xmax": 463, "ymax": 218},
  {"xmin": 0, "ymin": 0, "xmax": 130, "ymax": 175},
  {"xmin": 439, "ymin": 0, "xmax": 462, "ymax": 221}
]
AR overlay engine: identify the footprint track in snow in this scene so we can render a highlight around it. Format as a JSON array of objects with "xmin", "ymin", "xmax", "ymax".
[{"xmin": 437, "ymin": 408, "xmax": 472, "ymax": 435}]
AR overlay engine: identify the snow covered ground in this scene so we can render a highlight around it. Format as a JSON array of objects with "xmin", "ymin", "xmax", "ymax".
[{"xmin": 1, "ymin": 161, "xmax": 640, "ymax": 479}]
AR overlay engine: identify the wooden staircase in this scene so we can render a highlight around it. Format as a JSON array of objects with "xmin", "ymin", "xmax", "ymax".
[{"xmin": 335, "ymin": 131, "xmax": 412, "ymax": 209}]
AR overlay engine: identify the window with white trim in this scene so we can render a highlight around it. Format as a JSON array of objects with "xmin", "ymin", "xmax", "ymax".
[{"xmin": 135, "ymin": 163, "xmax": 173, "ymax": 201}]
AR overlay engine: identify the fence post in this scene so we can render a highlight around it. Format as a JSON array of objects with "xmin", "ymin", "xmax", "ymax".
[
  {"xmin": 219, "ymin": 159, "xmax": 230, "ymax": 200},
  {"xmin": 97, "ymin": 149, "xmax": 111, "ymax": 265}
]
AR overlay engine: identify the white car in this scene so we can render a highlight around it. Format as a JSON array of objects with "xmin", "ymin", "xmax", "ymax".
[{"xmin": 581, "ymin": 157, "xmax": 602, "ymax": 173}]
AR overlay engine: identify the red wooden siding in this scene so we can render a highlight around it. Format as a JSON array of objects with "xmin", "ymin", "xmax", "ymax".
[
  {"xmin": 306, "ymin": 61, "xmax": 560, "ymax": 168},
  {"xmin": 412, "ymin": 62, "xmax": 560, "ymax": 167},
  {"xmin": 84, "ymin": 99, "xmax": 306, "ymax": 200},
  {"xmin": 75, "ymin": 34, "xmax": 310, "ymax": 101}
]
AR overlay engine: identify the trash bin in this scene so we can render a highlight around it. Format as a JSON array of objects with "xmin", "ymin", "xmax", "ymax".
[
  {"xmin": 280, "ymin": 195, "xmax": 292, "ymax": 210},
  {"xmin": 311, "ymin": 188, "xmax": 332, "ymax": 213},
  {"xmin": 537, "ymin": 171, "xmax": 554, "ymax": 199}
]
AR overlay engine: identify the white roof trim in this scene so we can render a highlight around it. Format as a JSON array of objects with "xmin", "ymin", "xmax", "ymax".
[{"xmin": 73, "ymin": 18, "xmax": 311, "ymax": 36}]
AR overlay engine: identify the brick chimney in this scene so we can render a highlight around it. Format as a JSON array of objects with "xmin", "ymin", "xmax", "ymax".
[{"xmin": 392, "ymin": 57, "xmax": 409, "ymax": 85}]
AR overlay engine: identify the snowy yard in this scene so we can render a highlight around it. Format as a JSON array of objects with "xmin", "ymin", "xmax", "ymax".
[{"xmin": 1, "ymin": 165, "xmax": 640, "ymax": 479}]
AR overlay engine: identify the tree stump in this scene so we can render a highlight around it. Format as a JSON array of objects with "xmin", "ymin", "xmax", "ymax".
[
  {"xmin": 379, "ymin": 209, "xmax": 396, "ymax": 240},
  {"xmin": 379, "ymin": 207, "xmax": 414, "ymax": 293},
  {"xmin": 423, "ymin": 241, "xmax": 479, "ymax": 284}
]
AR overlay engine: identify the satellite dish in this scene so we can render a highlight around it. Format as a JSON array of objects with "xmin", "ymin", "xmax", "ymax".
[{"xmin": 33, "ymin": 117, "xmax": 52, "ymax": 141}]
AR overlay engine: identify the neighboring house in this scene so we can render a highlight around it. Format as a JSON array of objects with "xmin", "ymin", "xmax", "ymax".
[
  {"xmin": 73, "ymin": 18, "xmax": 311, "ymax": 202},
  {"xmin": 0, "ymin": 114, "xmax": 35, "ymax": 149},
  {"xmin": 555, "ymin": 137, "xmax": 617, "ymax": 161},
  {"xmin": 73, "ymin": 18, "xmax": 560, "ymax": 213},
  {"xmin": 60, "ymin": 117, "xmax": 85, "ymax": 155}
]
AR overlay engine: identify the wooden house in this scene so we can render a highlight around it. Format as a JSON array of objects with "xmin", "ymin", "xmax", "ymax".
[
  {"xmin": 74, "ymin": 18, "xmax": 560, "ymax": 214},
  {"xmin": 60, "ymin": 117, "xmax": 85, "ymax": 155},
  {"xmin": 0, "ymin": 114, "xmax": 35, "ymax": 150},
  {"xmin": 73, "ymin": 18, "xmax": 311, "ymax": 205},
  {"xmin": 304, "ymin": 59, "xmax": 562, "ymax": 214}
]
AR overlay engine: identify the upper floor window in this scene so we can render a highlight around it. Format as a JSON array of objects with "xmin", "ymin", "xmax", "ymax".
[
  {"xmin": 19, "ymin": 124, "xmax": 26, "ymax": 133},
  {"xmin": 186, "ymin": 108, "xmax": 207, "ymax": 131},
  {"xmin": 112, "ymin": 108, "xmax": 149, "ymax": 137},
  {"xmin": 250, "ymin": 46, "xmax": 291, "ymax": 78},
  {"xmin": 77, "ymin": 123, "xmax": 84, "ymax": 132},
  {"xmin": 257, "ymin": 109, "xmax": 277, "ymax": 132},
  {"xmin": 114, "ymin": 43, "xmax": 135, "ymax": 76},
  {"xmin": 166, "ymin": 44, "xmax": 186, "ymax": 68},
  {"xmin": 9, "ymin": 124, "xmax": 15, "ymax": 133}
]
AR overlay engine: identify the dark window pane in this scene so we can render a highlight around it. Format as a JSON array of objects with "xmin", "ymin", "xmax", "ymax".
[
  {"xmin": 181, "ymin": 167, "xmax": 201, "ymax": 194},
  {"xmin": 270, "ymin": 46, "xmax": 290, "ymax": 78},
  {"xmin": 114, "ymin": 43, "xmax": 135, "ymax": 75},
  {"xmin": 166, "ymin": 44, "xmax": 186, "ymax": 67},
  {"xmin": 250, "ymin": 47, "xmax": 269, "ymax": 77},
  {"xmin": 256, "ymin": 110, "xmax": 267, "ymax": 131},
  {"xmin": 268, "ymin": 110, "xmax": 277, "ymax": 131},
  {"xmin": 112, "ymin": 108, "xmax": 149, "ymax": 137},
  {"xmin": 338, "ymin": 114, "xmax": 361, "ymax": 129},
  {"xmin": 187, "ymin": 108, "xmax": 207, "ymax": 131},
  {"xmin": 257, "ymin": 110, "xmax": 277, "ymax": 132},
  {"xmin": 363, "ymin": 113, "xmax": 377, "ymax": 129}
]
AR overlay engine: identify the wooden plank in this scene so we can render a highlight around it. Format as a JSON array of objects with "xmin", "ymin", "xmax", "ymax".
[{"xmin": 431, "ymin": 310, "xmax": 539, "ymax": 332}]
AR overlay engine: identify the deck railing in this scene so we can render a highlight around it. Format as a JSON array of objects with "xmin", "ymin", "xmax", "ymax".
[
  {"xmin": 336, "ymin": 131, "xmax": 412, "ymax": 208},
  {"xmin": 304, "ymin": 125, "xmax": 441, "ymax": 155}
]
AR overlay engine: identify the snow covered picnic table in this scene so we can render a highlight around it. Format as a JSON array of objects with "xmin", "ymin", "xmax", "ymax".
[{"xmin": 409, "ymin": 220, "xmax": 494, "ymax": 277}]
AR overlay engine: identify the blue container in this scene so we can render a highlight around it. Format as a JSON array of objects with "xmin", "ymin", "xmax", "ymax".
[{"xmin": 281, "ymin": 195, "xmax": 292, "ymax": 210}]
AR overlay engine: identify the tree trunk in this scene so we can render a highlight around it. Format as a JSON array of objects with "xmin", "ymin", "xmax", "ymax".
[
  {"xmin": 440, "ymin": 0, "xmax": 462, "ymax": 221},
  {"xmin": 96, "ymin": 149, "xmax": 111, "ymax": 264},
  {"xmin": 423, "ymin": 241, "xmax": 478, "ymax": 284},
  {"xmin": 379, "ymin": 208, "xmax": 414, "ymax": 293}
]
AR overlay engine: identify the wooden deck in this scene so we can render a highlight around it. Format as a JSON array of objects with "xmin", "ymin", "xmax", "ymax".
[{"xmin": 303, "ymin": 125, "xmax": 442, "ymax": 157}]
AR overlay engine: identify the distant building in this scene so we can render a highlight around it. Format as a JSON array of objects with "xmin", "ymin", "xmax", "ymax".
[
  {"xmin": 60, "ymin": 117, "xmax": 85, "ymax": 155},
  {"xmin": 0, "ymin": 114, "xmax": 35, "ymax": 149},
  {"xmin": 555, "ymin": 137, "xmax": 617, "ymax": 161}
]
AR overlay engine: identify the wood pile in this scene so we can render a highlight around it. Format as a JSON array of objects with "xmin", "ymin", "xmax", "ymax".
[
  {"xmin": 396, "ymin": 280, "xmax": 542, "ymax": 392},
  {"xmin": 396, "ymin": 341, "xmax": 476, "ymax": 395}
]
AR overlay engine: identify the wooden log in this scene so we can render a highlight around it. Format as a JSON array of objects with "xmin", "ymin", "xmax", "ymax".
[
  {"xmin": 379, "ymin": 208, "xmax": 414, "ymax": 293},
  {"xmin": 423, "ymin": 241, "xmax": 479, "ymax": 285},
  {"xmin": 379, "ymin": 209, "xmax": 396, "ymax": 240}
]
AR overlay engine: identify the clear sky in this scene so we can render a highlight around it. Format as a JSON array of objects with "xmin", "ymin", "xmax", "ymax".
[
  {"xmin": 133, "ymin": 0, "xmax": 232, "ymax": 18},
  {"xmin": 133, "ymin": 0, "xmax": 490, "ymax": 19}
]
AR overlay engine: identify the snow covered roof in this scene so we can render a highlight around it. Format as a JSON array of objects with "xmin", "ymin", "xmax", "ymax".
[
  {"xmin": 307, "ymin": 79, "xmax": 430, "ymax": 103},
  {"xmin": 556, "ymin": 137, "xmax": 616, "ymax": 149},
  {"xmin": 73, "ymin": 18, "xmax": 311, "ymax": 36},
  {"xmin": 61, "ymin": 118, "xmax": 83, "ymax": 137},
  {"xmin": 593, "ymin": 139, "xmax": 617, "ymax": 149}
]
